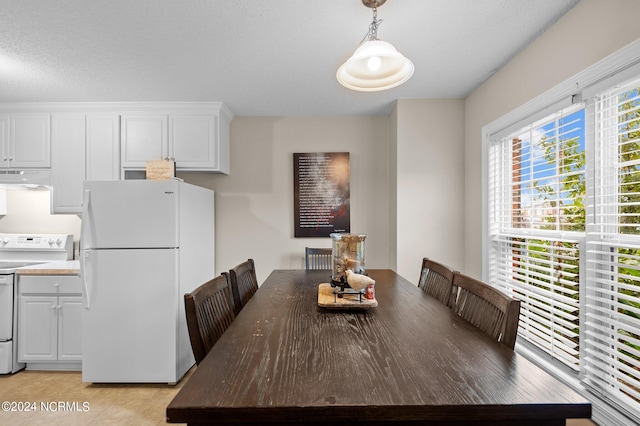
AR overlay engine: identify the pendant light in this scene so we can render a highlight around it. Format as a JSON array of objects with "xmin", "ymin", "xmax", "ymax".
[{"xmin": 337, "ymin": 0, "xmax": 414, "ymax": 92}]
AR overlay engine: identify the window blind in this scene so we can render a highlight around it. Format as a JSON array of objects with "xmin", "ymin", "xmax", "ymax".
[
  {"xmin": 583, "ymin": 81, "xmax": 640, "ymax": 417},
  {"xmin": 485, "ymin": 43, "xmax": 640, "ymax": 424},
  {"xmin": 488, "ymin": 104, "xmax": 585, "ymax": 370},
  {"xmin": 491, "ymin": 235, "xmax": 581, "ymax": 369}
]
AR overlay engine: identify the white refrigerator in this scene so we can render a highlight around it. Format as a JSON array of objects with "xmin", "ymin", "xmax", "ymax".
[{"xmin": 80, "ymin": 179, "xmax": 214, "ymax": 383}]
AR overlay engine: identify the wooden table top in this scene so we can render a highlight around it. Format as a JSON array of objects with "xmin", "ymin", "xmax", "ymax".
[{"xmin": 167, "ymin": 269, "xmax": 591, "ymax": 425}]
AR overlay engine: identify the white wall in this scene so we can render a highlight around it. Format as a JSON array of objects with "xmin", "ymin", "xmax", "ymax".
[
  {"xmin": 464, "ymin": 0, "xmax": 640, "ymax": 278},
  {"xmin": 181, "ymin": 116, "xmax": 391, "ymax": 284},
  {"xmin": 394, "ymin": 99, "xmax": 466, "ymax": 279}
]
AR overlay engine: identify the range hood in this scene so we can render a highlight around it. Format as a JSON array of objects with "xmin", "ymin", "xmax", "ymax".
[{"xmin": 0, "ymin": 170, "xmax": 51, "ymax": 189}]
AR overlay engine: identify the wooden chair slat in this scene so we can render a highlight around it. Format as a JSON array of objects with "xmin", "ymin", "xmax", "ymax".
[
  {"xmin": 305, "ymin": 247, "xmax": 333, "ymax": 270},
  {"xmin": 229, "ymin": 259, "xmax": 259, "ymax": 315},
  {"xmin": 452, "ymin": 272, "xmax": 521, "ymax": 349},
  {"xmin": 184, "ymin": 272, "xmax": 236, "ymax": 365},
  {"xmin": 418, "ymin": 258, "xmax": 457, "ymax": 307}
]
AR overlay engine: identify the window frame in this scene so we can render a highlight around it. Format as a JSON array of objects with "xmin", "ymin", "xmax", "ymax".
[{"xmin": 482, "ymin": 39, "xmax": 640, "ymax": 426}]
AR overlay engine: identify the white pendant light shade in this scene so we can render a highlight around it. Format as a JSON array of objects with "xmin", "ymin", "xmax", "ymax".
[{"xmin": 337, "ymin": 40, "xmax": 414, "ymax": 91}]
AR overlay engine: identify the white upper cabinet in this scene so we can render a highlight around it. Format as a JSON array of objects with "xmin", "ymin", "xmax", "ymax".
[
  {"xmin": 121, "ymin": 104, "xmax": 231, "ymax": 174},
  {"xmin": 121, "ymin": 114, "xmax": 168, "ymax": 168},
  {"xmin": 0, "ymin": 114, "xmax": 51, "ymax": 168},
  {"xmin": 50, "ymin": 113, "xmax": 120, "ymax": 214},
  {"xmin": 50, "ymin": 114, "xmax": 86, "ymax": 214},
  {"xmin": 86, "ymin": 114, "xmax": 120, "ymax": 181},
  {"xmin": 170, "ymin": 114, "xmax": 220, "ymax": 170},
  {"xmin": 0, "ymin": 102, "xmax": 231, "ymax": 215},
  {"xmin": 0, "ymin": 116, "xmax": 7, "ymax": 166}
]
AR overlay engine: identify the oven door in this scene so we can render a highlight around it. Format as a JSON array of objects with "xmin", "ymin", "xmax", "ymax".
[{"xmin": 0, "ymin": 274, "xmax": 13, "ymax": 341}]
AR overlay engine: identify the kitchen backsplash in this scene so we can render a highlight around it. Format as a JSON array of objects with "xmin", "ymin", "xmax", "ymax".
[{"xmin": 0, "ymin": 188, "xmax": 81, "ymax": 257}]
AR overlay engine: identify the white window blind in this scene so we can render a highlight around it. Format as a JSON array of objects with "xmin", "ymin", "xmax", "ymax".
[
  {"xmin": 491, "ymin": 235, "xmax": 581, "ymax": 369},
  {"xmin": 488, "ymin": 104, "xmax": 585, "ymax": 370},
  {"xmin": 484, "ymin": 42, "xmax": 640, "ymax": 424},
  {"xmin": 584, "ymin": 80, "xmax": 640, "ymax": 417}
]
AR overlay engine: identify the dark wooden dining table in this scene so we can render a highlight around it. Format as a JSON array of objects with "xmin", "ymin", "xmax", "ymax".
[{"xmin": 166, "ymin": 269, "xmax": 591, "ymax": 425}]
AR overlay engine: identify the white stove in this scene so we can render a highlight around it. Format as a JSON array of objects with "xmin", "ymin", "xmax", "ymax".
[{"xmin": 0, "ymin": 233, "xmax": 74, "ymax": 374}]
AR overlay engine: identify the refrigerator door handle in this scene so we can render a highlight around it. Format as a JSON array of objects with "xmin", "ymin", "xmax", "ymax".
[
  {"xmin": 81, "ymin": 249, "xmax": 91, "ymax": 309},
  {"xmin": 81, "ymin": 189, "xmax": 91, "ymax": 309},
  {"xmin": 81, "ymin": 189, "xmax": 91, "ymax": 249}
]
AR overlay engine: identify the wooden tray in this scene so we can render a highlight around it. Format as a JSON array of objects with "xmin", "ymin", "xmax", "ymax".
[{"xmin": 317, "ymin": 283, "xmax": 378, "ymax": 310}]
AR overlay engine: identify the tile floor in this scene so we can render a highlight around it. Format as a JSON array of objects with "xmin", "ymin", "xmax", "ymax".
[
  {"xmin": 0, "ymin": 368, "xmax": 193, "ymax": 425},
  {"xmin": 0, "ymin": 368, "xmax": 597, "ymax": 425}
]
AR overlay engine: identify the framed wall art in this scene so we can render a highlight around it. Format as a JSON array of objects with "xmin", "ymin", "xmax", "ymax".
[{"xmin": 293, "ymin": 152, "xmax": 350, "ymax": 237}]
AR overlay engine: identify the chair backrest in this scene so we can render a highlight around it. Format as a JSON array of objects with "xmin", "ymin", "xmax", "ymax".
[
  {"xmin": 184, "ymin": 273, "xmax": 236, "ymax": 365},
  {"xmin": 305, "ymin": 247, "xmax": 333, "ymax": 270},
  {"xmin": 229, "ymin": 259, "xmax": 259, "ymax": 315},
  {"xmin": 418, "ymin": 257, "xmax": 456, "ymax": 307},
  {"xmin": 452, "ymin": 272, "xmax": 521, "ymax": 349}
]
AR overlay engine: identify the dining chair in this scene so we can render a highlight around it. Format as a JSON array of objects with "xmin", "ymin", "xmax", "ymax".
[
  {"xmin": 451, "ymin": 272, "xmax": 521, "ymax": 350},
  {"xmin": 305, "ymin": 247, "xmax": 333, "ymax": 270},
  {"xmin": 418, "ymin": 257, "xmax": 457, "ymax": 307},
  {"xmin": 184, "ymin": 272, "xmax": 236, "ymax": 365},
  {"xmin": 229, "ymin": 258, "xmax": 259, "ymax": 315}
]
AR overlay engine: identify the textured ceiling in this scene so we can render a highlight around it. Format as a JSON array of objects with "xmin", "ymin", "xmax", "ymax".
[{"xmin": 0, "ymin": 0, "xmax": 581, "ymax": 116}]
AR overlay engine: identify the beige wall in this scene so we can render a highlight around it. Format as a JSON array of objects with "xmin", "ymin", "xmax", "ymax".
[
  {"xmin": 181, "ymin": 116, "xmax": 391, "ymax": 284},
  {"xmin": 388, "ymin": 104, "xmax": 398, "ymax": 272},
  {"xmin": 183, "ymin": 104, "xmax": 465, "ymax": 284},
  {"xmin": 394, "ymin": 99, "xmax": 465, "ymax": 279},
  {"xmin": 464, "ymin": 0, "xmax": 640, "ymax": 278}
]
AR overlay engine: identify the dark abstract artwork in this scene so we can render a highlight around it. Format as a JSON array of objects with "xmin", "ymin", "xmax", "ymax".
[{"xmin": 294, "ymin": 152, "xmax": 350, "ymax": 237}]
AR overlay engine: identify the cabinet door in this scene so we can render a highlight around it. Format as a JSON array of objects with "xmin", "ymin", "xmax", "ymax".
[
  {"xmin": 9, "ymin": 114, "xmax": 51, "ymax": 168},
  {"xmin": 0, "ymin": 115, "xmax": 8, "ymax": 168},
  {"xmin": 87, "ymin": 114, "xmax": 120, "ymax": 180},
  {"xmin": 50, "ymin": 115, "xmax": 86, "ymax": 214},
  {"xmin": 58, "ymin": 296, "xmax": 83, "ymax": 361},
  {"xmin": 18, "ymin": 296, "xmax": 57, "ymax": 362},
  {"xmin": 169, "ymin": 114, "xmax": 218, "ymax": 170},
  {"xmin": 121, "ymin": 115, "xmax": 167, "ymax": 168}
]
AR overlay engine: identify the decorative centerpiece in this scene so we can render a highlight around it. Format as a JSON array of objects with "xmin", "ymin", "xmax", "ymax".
[
  {"xmin": 330, "ymin": 233, "xmax": 366, "ymax": 281},
  {"xmin": 318, "ymin": 233, "xmax": 376, "ymax": 309},
  {"xmin": 329, "ymin": 233, "xmax": 374, "ymax": 299}
]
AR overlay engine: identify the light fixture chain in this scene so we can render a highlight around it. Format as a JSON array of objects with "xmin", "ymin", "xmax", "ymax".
[{"xmin": 360, "ymin": 5, "xmax": 382, "ymax": 43}]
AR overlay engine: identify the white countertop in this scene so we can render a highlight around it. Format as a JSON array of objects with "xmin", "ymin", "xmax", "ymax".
[{"xmin": 16, "ymin": 260, "xmax": 80, "ymax": 275}]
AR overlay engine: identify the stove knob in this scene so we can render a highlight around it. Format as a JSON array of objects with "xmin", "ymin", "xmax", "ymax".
[
  {"xmin": 1, "ymin": 238, "xmax": 8, "ymax": 245},
  {"xmin": 48, "ymin": 238, "xmax": 54, "ymax": 246},
  {"xmin": 56, "ymin": 238, "xmax": 62, "ymax": 246}
]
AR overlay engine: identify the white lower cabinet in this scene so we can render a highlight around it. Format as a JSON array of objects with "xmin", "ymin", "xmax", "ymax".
[{"xmin": 18, "ymin": 275, "xmax": 82, "ymax": 370}]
